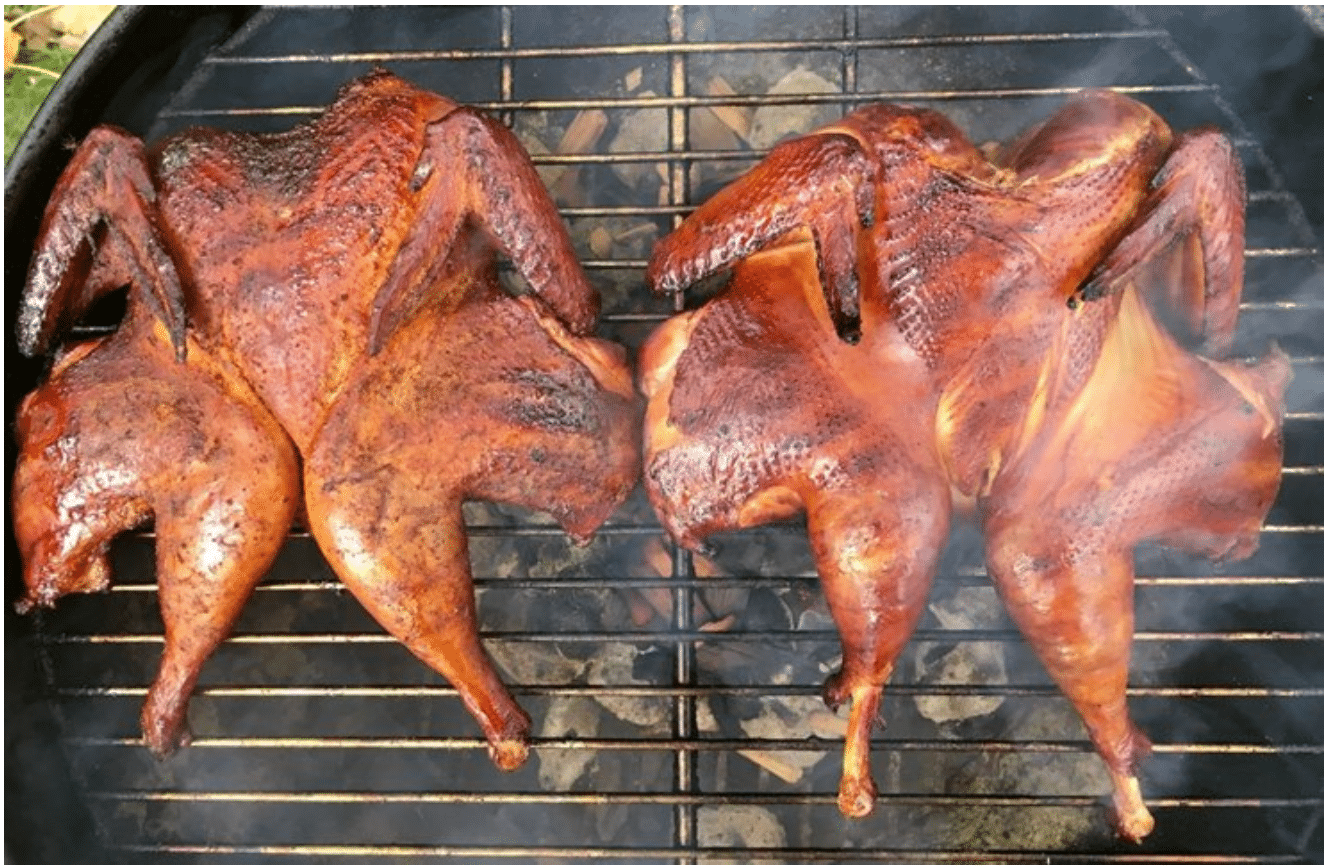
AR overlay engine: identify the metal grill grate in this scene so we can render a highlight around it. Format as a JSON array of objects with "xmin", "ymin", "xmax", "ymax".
[{"xmin": 8, "ymin": 6, "xmax": 1322, "ymax": 863}]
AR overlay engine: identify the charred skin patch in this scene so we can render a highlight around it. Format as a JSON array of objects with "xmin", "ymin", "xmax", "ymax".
[{"xmin": 498, "ymin": 367, "xmax": 605, "ymax": 435}]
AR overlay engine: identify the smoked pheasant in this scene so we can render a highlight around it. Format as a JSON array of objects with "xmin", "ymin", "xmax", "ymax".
[
  {"xmin": 641, "ymin": 90, "xmax": 1289, "ymax": 841},
  {"xmin": 13, "ymin": 70, "xmax": 640, "ymax": 768}
]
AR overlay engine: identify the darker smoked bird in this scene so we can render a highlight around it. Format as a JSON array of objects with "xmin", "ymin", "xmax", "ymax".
[
  {"xmin": 12, "ymin": 70, "xmax": 641, "ymax": 771},
  {"xmin": 640, "ymin": 90, "xmax": 1289, "ymax": 842}
]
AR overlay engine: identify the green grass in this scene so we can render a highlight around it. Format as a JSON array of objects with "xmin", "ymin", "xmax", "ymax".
[
  {"xmin": 5, "ymin": 4, "xmax": 82, "ymax": 162},
  {"xmin": 5, "ymin": 43, "xmax": 75, "ymax": 161}
]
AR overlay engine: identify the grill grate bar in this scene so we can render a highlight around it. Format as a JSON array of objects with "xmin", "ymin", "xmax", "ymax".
[
  {"xmin": 100, "ymin": 842, "xmax": 1309, "ymax": 865},
  {"xmin": 83, "ymin": 790, "xmax": 1324, "ymax": 810},
  {"xmin": 64, "ymin": 517, "xmax": 1322, "ymax": 543},
  {"xmin": 56, "ymin": 684, "xmax": 1326, "ymax": 700},
  {"xmin": 665, "ymin": 8, "xmax": 699, "ymax": 860},
  {"xmin": 97, "ymin": 573, "xmax": 1326, "ymax": 594},
  {"xmin": 542, "ymin": 137, "xmax": 1271, "ymax": 162},
  {"xmin": 160, "ymin": 83, "xmax": 1222, "ymax": 120},
  {"xmin": 203, "ymin": 28, "xmax": 1175, "ymax": 65},
  {"xmin": 37, "ymin": 628, "xmax": 1326, "ymax": 645},
  {"xmin": 1245, "ymin": 247, "xmax": 1323, "ymax": 258},
  {"xmin": 65, "ymin": 736, "xmax": 1323, "ymax": 756},
  {"xmin": 1248, "ymin": 189, "xmax": 1317, "ymax": 204},
  {"xmin": 497, "ymin": 5, "xmax": 513, "ymax": 126},
  {"xmin": 597, "ymin": 253, "xmax": 1326, "ymax": 268}
]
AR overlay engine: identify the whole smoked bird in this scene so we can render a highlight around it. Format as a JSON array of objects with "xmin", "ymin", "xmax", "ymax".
[
  {"xmin": 13, "ymin": 71, "xmax": 640, "ymax": 770},
  {"xmin": 641, "ymin": 90, "xmax": 1289, "ymax": 841}
]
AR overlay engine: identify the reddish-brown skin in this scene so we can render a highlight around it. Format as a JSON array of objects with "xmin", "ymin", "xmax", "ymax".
[
  {"xmin": 13, "ymin": 71, "xmax": 640, "ymax": 768},
  {"xmin": 642, "ymin": 231, "xmax": 951, "ymax": 817},
  {"xmin": 641, "ymin": 90, "xmax": 1289, "ymax": 841},
  {"xmin": 13, "ymin": 303, "xmax": 301, "ymax": 756},
  {"xmin": 306, "ymin": 256, "xmax": 640, "ymax": 769}
]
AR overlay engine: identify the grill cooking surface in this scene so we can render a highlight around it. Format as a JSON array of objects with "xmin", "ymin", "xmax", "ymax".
[{"xmin": 9, "ymin": 6, "xmax": 1322, "ymax": 863}]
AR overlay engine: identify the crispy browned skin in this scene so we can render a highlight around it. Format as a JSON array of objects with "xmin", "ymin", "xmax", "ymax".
[
  {"xmin": 641, "ymin": 91, "xmax": 1288, "ymax": 840},
  {"xmin": 13, "ymin": 302, "xmax": 301, "ymax": 757},
  {"xmin": 643, "ymin": 231, "xmax": 951, "ymax": 816},
  {"xmin": 18, "ymin": 71, "xmax": 601, "ymax": 453},
  {"xmin": 307, "ymin": 252, "xmax": 639, "ymax": 769},
  {"xmin": 13, "ymin": 71, "xmax": 639, "ymax": 766},
  {"xmin": 983, "ymin": 285, "xmax": 1287, "ymax": 841}
]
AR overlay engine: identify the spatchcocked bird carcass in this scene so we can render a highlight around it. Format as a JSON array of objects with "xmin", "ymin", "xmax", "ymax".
[
  {"xmin": 12, "ymin": 70, "xmax": 642, "ymax": 772},
  {"xmin": 639, "ymin": 89, "xmax": 1289, "ymax": 843}
]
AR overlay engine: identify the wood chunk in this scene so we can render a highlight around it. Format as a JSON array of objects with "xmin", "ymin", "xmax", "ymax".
[
  {"xmin": 808, "ymin": 710, "xmax": 849, "ymax": 739},
  {"xmin": 642, "ymin": 535, "xmax": 723, "ymax": 578},
  {"xmin": 558, "ymin": 109, "xmax": 608, "ymax": 155},
  {"xmin": 552, "ymin": 109, "xmax": 608, "ymax": 205},
  {"xmin": 692, "ymin": 548, "xmax": 722, "ymax": 578},
  {"xmin": 626, "ymin": 590, "xmax": 659, "ymax": 627},
  {"xmin": 613, "ymin": 222, "xmax": 659, "ymax": 247},
  {"xmin": 692, "ymin": 108, "xmax": 743, "ymax": 155},
  {"xmin": 698, "ymin": 613, "xmax": 736, "ymax": 633},
  {"xmin": 642, "ymin": 536, "xmax": 673, "ymax": 576},
  {"xmin": 706, "ymin": 76, "xmax": 753, "ymax": 142},
  {"xmin": 747, "ymin": 68, "xmax": 839, "ymax": 150},
  {"xmin": 521, "ymin": 135, "xmax": 567, "ymax": 196},
  {"xmin": 536, "ymin": 697, "xmax": 602, "ymax": 790},
  {"xmin": 589, "ymin": 226, "xmax": 614, "ymax": 258},
  {"xmin": 608, "ymin": 94, "xmax": 668, "ymax": 189},
  {"xmin": 640, "ymin": 587, "xmax": 674, "ymax": 622},
  {"xmin": 634, "ymin": 536, "xmax": 731, "ymax": 625},
  {"xmin": 738, "ymin": 748, "xmax": 805, "ymax": 784}
]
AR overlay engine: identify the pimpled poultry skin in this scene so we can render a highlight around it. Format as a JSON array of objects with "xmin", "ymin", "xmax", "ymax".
[
  {"xmin": 12, "ymin": 70, "xmax": 640, "ymax": 770},
  {"xmin": 640, "ymin": 90, "xmax": 1290, "ymax": 841},
  {"xmin": 306, "ymin": 245, "xmax": 639, "ymax": 769}
]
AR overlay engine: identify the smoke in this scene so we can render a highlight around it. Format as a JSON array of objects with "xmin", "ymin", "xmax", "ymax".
[{"xmin": 1137, "ymin": 6, "xmax": 1323, "ymax": 237}]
